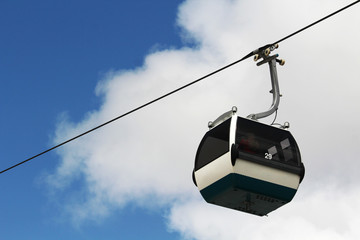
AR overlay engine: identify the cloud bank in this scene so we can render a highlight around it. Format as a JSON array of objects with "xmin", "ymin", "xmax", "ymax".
[{"xmin": 48, "ymin": 0, "xmax": 360, "ymax": 238}]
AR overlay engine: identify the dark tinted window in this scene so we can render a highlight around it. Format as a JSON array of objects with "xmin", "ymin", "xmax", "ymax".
[
  {"xmin": 195, "ymin": 118, "xmax": 231, "ymax": 170},
  {"xmin": 236, "ymin": 117, "xmax": 300, "ymax": 166}
]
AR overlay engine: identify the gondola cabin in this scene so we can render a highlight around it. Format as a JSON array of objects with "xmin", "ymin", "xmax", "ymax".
[{"xmin": 193, "ymin": 109, "xmax": 305, "ymax": 216}]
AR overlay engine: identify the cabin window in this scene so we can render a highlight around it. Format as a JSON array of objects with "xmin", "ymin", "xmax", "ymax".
[
  {"xmin": 236, "ymin": 117, "xmax": 300, "ymax": 166},
  {"xmin": 195, "ymin": 118, "xmax": 231, "ymax": 170},
  {"xmin": 281, "ymin": 138, "xmax": 294, "ymax": 163}
]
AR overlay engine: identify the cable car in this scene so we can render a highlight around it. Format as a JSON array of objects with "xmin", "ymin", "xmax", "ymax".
[
  {"xmin": 192, "ymin": 44, "xmax": 305, "ymax": 216},
  {"xmin": 192, "ymin": 107, "xmax": 304, "ymax": 216}
]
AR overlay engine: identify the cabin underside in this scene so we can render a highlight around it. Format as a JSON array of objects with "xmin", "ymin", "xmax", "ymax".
[{"xmin": 199, "ymin": 173, "xmax": 297, "ymax": 216}]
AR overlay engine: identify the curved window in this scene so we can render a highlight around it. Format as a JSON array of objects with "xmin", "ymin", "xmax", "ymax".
[
  {"xmin": 236, "ymin": 117, "xmax": 301, "ymax": 167},
  {"xmin": 195, "ymin": 118, "xmax": 231, "ymax": 170}
]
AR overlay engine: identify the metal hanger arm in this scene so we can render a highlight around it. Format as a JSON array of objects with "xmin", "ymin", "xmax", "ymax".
[{"xmin": 247, "ymin": 57, "xmax": 281, "ymax": 120}]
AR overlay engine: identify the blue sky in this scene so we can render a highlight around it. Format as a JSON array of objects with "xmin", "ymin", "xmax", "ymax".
[
  {"xmin": 1, "ymin": 0, "xmax": 360, "ymax": 239},
  {"xmin": 1, "ymin": 0, "xmax": 183, "ymax": 239}
]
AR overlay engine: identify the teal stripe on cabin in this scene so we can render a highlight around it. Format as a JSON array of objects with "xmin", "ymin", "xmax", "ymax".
[{"xmin": 200, "ymin": 173, "xmax": 297, "ymax": 203}]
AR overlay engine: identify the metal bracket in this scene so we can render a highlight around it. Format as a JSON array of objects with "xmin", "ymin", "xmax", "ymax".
[
  {"xmin": 208, "ymin": 106, "xmax": 237, "ymax": 129},
  {"xmin": 247, "ymin": 44, "xmax": 285, "ymax": 121}
]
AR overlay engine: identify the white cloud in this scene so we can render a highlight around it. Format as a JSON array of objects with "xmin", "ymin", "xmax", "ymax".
[{"xmin": 48, "ymin": 0, "xmax": 360, "ymax": 238}]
